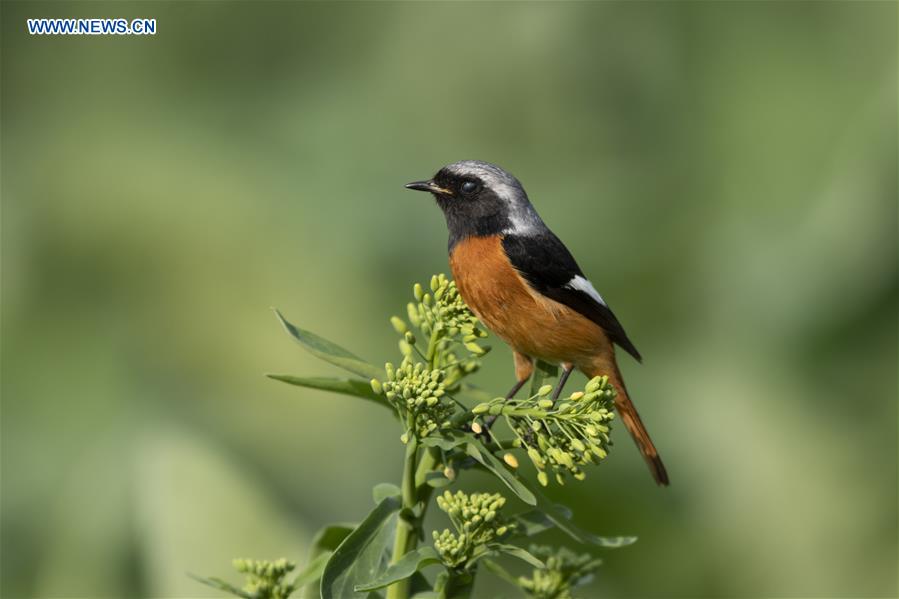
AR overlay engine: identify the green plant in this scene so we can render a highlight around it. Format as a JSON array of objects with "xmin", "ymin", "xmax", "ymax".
[{"xmin": 193, "ymin": 274, "xmax": 635, "ymax": 599}]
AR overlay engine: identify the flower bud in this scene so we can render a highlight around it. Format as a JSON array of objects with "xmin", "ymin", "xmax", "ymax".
[
  {"xmin": 390, "ymin": 316, "xmax": 408, "ymax": 334},
  {"xmin": 503, "ymin": 453, "xmax": 519, "ymax": 468},
  {"xmin": 406, "ymin": 302, "xmax": 420, "ymax": 326},
  {"xmin": 464, "ymin": 342, "xmax": 485, "ymax": 355},
  {"xmin": 527, "ymin": 447, "xmax": 545, "ymax": 469}
]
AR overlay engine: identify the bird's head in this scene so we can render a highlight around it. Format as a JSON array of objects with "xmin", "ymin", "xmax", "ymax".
[{"xmin": 405, "ymin": 160, "xmax": 544, "ymax": 244}]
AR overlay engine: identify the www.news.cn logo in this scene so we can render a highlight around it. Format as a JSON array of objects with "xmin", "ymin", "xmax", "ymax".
[{"xmin": 27, "ymin": 18, "xmax": 156, "ymax": 36}]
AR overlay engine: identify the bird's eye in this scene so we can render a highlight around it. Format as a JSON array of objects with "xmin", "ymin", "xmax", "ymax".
[{"xmin": 460, "ymin": 181, "xmax": 478, "ymax": 194}]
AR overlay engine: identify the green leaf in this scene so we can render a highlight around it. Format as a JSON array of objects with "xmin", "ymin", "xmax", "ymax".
[
  {"xmin": 421, "ymin": 432, "xmax": 538, "ymax": 506},
  {"xmin": 579, "ymin": 534, "xmax": 637, "ymax": 549},
  {"xmin": 354, "ymin": 547, "xmax": 441, "ymax": 592},
  {"xmin": 320, "ymin": 495, "xmax": 402, "ymax": 599},
  {"xmin": 491, "ymin": 544, "xmax": 545, "ymax": 568},
  {"xmin": 464, "ymin": 440, "xmax": 536, "ymax": 506},
  {"xmin": 187, "ymin": 574, "xmax": 251, "ymax": 598},
  {"xmin": 309, "ymin": 523, "xmax": 357, "ymax": 560},
  {"xmin": 512, "ymin": 509, "xmax": 556, "ymax": 537},
  {"xmin": 303, "ymin": 523, "xmax": 357, "ymax": 599},
  {"xmin": 420, "ymin": 431, "xmax": 469, "ymax": 452},
  {"xmin": 529, "ymin": 360, "xmax": 559, "ymax": 396},
  {"xmin": 424, "ymin": 471, "xmax": 452, "ymax": 488},
  {"xmin": 511, "ymin": 505, "xmax": 572, "ymax": 537},
  {"xmin": 372, "ymin": 483, "xmax": 401, "ymax": 505},
  {"xmin": 266, "ymin": 375, "xmax": 391, "ymax": 409},
  {"xmin": 528, "ymin": 485, "xmax": 637, "ymax": 548},
  {"xmin": 274, "ymin": 309, "xmax": 384, "ymax": 380},
  {"xmin": 294, "ymin": 553, "xmax": 331, "ymax": 587},
  {"xmin": 480, "ymin": 559, "xmax": 519, "ymax": 586},
  {"xmin": 511, "ymin": 494, "xmax": 635, "ymax": 548},
  {"xmin": 409, "ymin": 571, "xmax": 433, "ymax": 596}
]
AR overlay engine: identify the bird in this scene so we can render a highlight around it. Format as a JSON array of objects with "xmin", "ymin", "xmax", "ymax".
[{"xmin": 405, "ymin": 160, "xmax": 669, "ymax": 486}]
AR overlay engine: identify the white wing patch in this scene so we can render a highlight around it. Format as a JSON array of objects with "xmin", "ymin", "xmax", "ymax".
[{"xmin": 566, "ymin": 275, "xmax": 606, "ymax": 306}]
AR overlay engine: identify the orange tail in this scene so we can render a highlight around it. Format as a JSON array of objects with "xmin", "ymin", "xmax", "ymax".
[{"xmin": 588, "ymin": 363, "xmax": 669, "ymax": 486}]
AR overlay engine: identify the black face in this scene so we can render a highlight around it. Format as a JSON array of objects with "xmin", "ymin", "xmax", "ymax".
[
  {"xmin": 424, "ymin": 168, "xmax": 513, "ymax": 247},
  {"xmin": 431, "ymin": 170, "xmax": 482, "ymax": 200}
]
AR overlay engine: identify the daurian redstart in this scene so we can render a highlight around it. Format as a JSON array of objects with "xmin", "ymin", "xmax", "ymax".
[{"xmin": 406, "ymin": 160, "xmax": 669, "ymax": 486}]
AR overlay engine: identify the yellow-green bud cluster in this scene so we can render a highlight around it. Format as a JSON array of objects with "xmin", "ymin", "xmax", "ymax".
[
  {"xmin": 375, "ymin": 358, "xmax": 453, "ymax": 439},
  {"xmin": 410, "ymin": 274, "xmax": 483, "ymax": 341},
  {"xmin": 516, "ymin": 545, "xmax": 601, "ymax": 599},
  {"xmin": 479, "ymin": 376, "xmax": 615, "ymax": 486},
  {"xmin": 231, "ymin": 558, "xmax": 296, "ymax": 599},
  {"xmin": 391, "ymin": 275, "xmax": 488, "ymax": 375},
  {"xmin": 431, "ymin": 491, "xmax": 513, "ymax": 568}
]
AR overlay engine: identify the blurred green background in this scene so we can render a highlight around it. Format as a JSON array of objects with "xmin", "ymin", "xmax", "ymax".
[{"xmin": 2, "ymin": 2, "xmax": 896, "ymax": 597}]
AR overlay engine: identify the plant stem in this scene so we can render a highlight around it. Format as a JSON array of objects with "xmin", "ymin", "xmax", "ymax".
[
  {"xmin": 414, "ymin": 446, "xmax": 440, "ymax": 511},
  {"xmin": 386, "ymin": 436, "xmax": 419, "ymax": 599},
  {"xmin": 441, "ymin": 570, "xmax": 474, "ymax": 599},
  {"xmin": 426, "ymin": 328, "xmax": 440, "ymax": 369}
]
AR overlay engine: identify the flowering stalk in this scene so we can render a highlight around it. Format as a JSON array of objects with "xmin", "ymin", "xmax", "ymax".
[
  {"xmin": 471, "ymin": 376, "xmax": 616, "ymax": 486},
  {"xmin": 198, "ymin": 274, "xmax": 636, "ymax": 599},
  {"xmin": 517, "ymin": 545, "xmax": 602, "ymax": 599},
  {"xmin": 378, "ymin": 276, "xmax": 491, "ymax": 599}
]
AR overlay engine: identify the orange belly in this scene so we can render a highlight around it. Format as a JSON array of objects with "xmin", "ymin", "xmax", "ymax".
[{"xmin": 449, "ymin": 235, "xmax": 611, "ymax": 366}]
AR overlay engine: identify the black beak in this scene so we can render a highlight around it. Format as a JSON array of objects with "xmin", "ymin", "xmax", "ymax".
[{"xmin": 405, "ymin": 180, "xmax": 451, "ymax": 195}]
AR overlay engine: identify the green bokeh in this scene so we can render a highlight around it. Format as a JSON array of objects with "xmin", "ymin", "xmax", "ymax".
[{"xmin": 2, "ymin": 2, "xmax": 896, "ymax": 597}]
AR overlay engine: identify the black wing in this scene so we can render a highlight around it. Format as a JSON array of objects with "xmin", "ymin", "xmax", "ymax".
[{"xmin": 502, "ymin": 233, "xmax": 642, "ymax": 362}]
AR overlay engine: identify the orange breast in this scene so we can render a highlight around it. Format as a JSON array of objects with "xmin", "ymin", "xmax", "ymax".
[{"xmin": 449, "ymin": 235, "xmax": 611, "ymax": 366}]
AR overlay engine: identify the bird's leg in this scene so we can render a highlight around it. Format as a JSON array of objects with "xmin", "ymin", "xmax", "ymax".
[
  {"xmin": 504, "ymin": 377, "xmax": 529, "ymax": 400},
  {"xmin": 551, "ymin": 363, "xmax": 575, "ymax": 401},
  {"xmin": 477, "ymin": 353, "xmax": 533, "ymax": 440}
]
